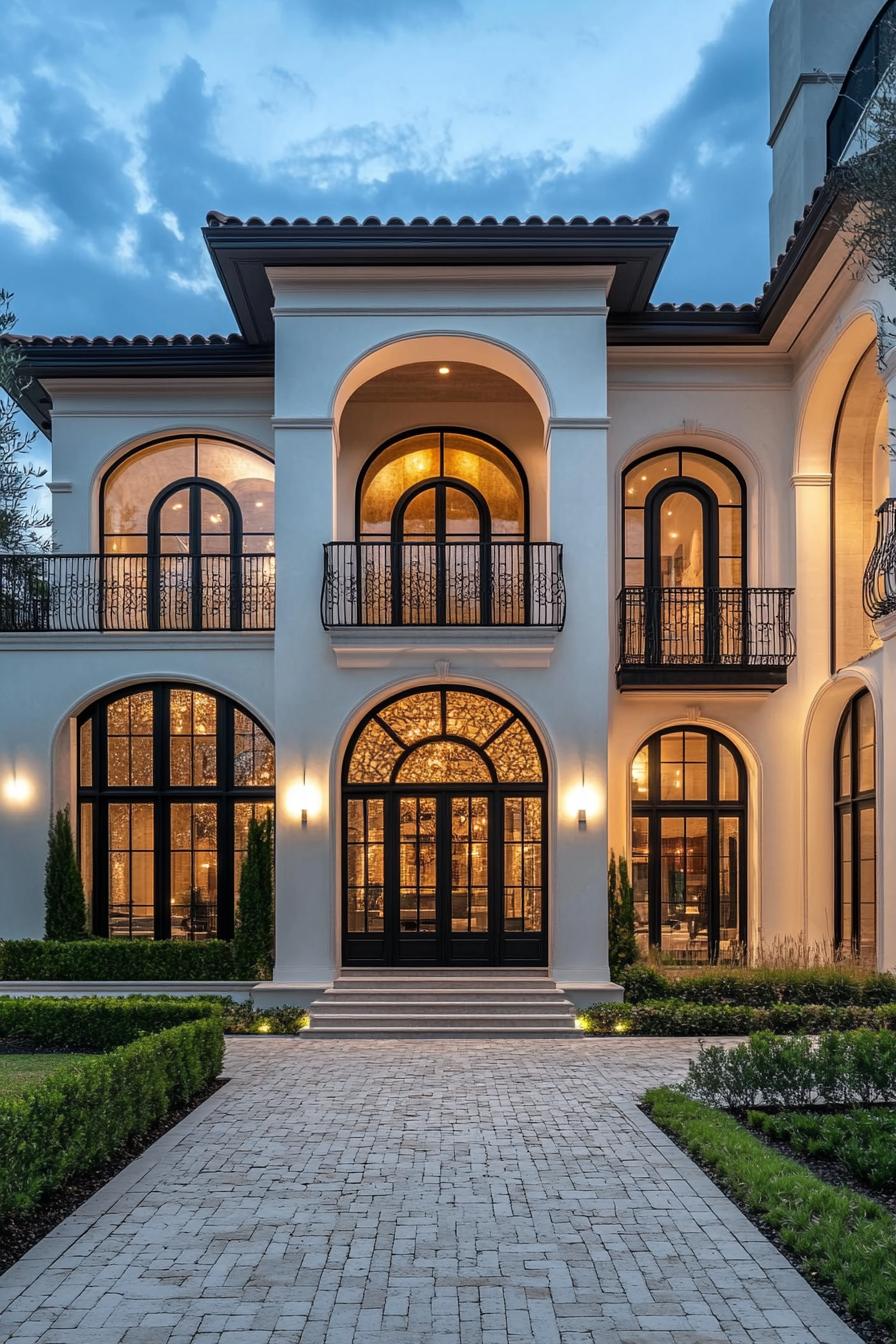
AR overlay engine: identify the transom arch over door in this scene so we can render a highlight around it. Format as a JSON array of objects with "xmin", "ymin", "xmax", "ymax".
[
  {"xmin": 342, "ymin": 685, "xmax": 547, "ymax": 966},
  {"xmin": 630, "ymin": 725, "xmax": 747, "ymax": 963}
]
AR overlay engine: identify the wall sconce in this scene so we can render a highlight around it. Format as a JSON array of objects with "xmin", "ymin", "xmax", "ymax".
[
  {"xmin": 3, "ymin": 773, "xmax": 32, "ymax": 807},
  {"xmin": 285, "ymin": 776, "xmax": 319, "ymax": 827},
  {"xmin": 569, "ymin": 780, "xmax": 597, "ymax": 831}
]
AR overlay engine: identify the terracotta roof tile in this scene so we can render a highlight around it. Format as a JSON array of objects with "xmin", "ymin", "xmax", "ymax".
[
  {"xmin": 205, "ymin": 210, "xmax": 672, "ymax": 228},
  {"xmin": 3, "ymin": 332, "xmax": 246, "ymax": 349}
]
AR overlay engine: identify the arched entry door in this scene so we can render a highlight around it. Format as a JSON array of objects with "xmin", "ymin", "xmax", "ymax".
[
  {"xmin": 148, "ymin": 479, "xmax": 242, "ymax": 629},
  {"xmin": 343, "ymin": 686, "xmax": 547, "ymax": 966}
]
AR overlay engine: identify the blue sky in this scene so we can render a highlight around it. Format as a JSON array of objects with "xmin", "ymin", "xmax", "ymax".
[{"xmin": 2, "ymin": 0, "xmax": 773, "ymax": 342}]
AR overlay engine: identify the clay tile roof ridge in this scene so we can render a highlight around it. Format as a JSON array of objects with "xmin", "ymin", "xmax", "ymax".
[{"xmin": 204, "ymin": 209, "xmax": 672, "ymax": 228}]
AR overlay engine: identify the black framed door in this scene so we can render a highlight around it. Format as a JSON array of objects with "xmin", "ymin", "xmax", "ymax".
[
  {"xmin": 392, "ymin": 479, "xmax": 491, "ymax": 625},
  {"xmin": 148, "ymin": 479, "xmax": 242, "ymax": 630},
  {"xmin": 343, "ymin": 788, "xmax": 546, "ymax": 966},
  {"xmin": 644, "ymin": 479, "xmax": 716, "ymax": 665}
]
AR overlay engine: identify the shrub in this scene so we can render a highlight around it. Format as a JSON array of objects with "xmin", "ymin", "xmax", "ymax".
[
  {"xmin": 580, "ymin": 1000, "xmax": 881, "ymax": 1037},
  {"xmin": 607, "ymin": 851, "xmax": 638, "ymax": 981},
  {"xmin": 43, "ymin": 808, "xmax": 87, "ymax": 941},
  {"xmin": 682, "ymin": 1029, "xmax": 896, "ymax": 1109},
  {"xmin": 0, "ymin": 938, "xmax": 239, "ymax": 981},
  {"xmin": 643, "ymin": 1086, "xmax": 896, "ymax": 1334},
  {"xmin": 617, "ymin": 963, "xmax": 896, "ymax": 1007},
  {"xmin": 233, "ymin": 815, "xmax": 274, "ymax": 979},
  {"xmin": 221, "ymin": 999, "xmax": 307, "ymax": 1034},
  {"xmin": 747, "ymin": 1107, "xmax": 896, "ymax": 1191},
  {"xmin": 0, "ymin": 1015, "xmax": 224, "ymax": 1216},
  {"xmin": 0, "ymin": 995, "xmax": 221, "ymax": 1050}
]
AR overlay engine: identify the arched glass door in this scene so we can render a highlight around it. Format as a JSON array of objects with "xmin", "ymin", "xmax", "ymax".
[
  {"xmin": 343, "ymin": 687, "xmax": 546, "ymax": 965},
  {"xmin": 630, "ymin": 726, "xmax": 747, "ymax": 963},
  {"xmin": 834, "ymin": 690, "xmax": 877, "ymax": 963},
  {"xmin": 149, "ymin": 480, "xmax": 241, "ymax": 629},
  {"xmin": 392, "ymin": 479, "xmax": 490, "ymax": 623}
]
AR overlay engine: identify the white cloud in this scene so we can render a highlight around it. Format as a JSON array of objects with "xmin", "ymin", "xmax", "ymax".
[
  {"xmin": 0, "ymin": 186, "xmax": 58, "ymax": 246},
  {"xmin": 167, "ymin": 268, "xmax": 218, "ymax": 295}
]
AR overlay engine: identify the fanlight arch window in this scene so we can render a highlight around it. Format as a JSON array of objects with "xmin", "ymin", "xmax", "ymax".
[
  {"xmin": 100, "ymin": 435, "xmax": 275, "ymax": 630},
  {"xmin": 834, "ymin": 689, "xmax": 877, "ymax": 964},
  {"xmin": 342, "ymin": 687, "xmax": 547, "ymax": 967},
  {"xmin": 630, "ymin": 726, "xmax": 747, "ymax": 963},
  {"xmin": 77, "ymin": 683, "xmax": 274, "ymax": 941}
]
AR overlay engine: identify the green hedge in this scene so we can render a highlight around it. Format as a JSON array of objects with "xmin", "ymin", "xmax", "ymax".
[
  {"xmin": 581, "ymin": 999, "xmax": 896, "ymax": 1036},
  {"xmin": 643, "ymin": 1086, "xmax": 896, "ymax": 1333},
  {"xmin": 620, "ymin": 962, "xmax": 896, "ymax": 1006},
  {"xmin": 0, "ymin": 1015, "xmax": 224, "ymax": 1216},
  {"xmin": 683, "ymin": 1029, "xmax": 896, "ymax": 1109},
  {"xmin": 0, "ymin": 939, "xmax": 240, "ymax": 981},
  {"xmin": 0, "ymin": 995, "xmax": 221, "ymax": 1050},
  {"xmin": 747, "ymin": 1107, "xmax": 896, "ymax": 1191}
]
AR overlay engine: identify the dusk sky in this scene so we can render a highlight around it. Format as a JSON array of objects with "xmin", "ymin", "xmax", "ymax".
[{"xmin": 3, "ymin": 0, "xmax": 773, "ymax": 346}]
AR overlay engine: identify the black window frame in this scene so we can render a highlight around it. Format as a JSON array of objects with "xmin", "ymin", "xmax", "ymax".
[
  {"xmin": 833, "ymin": 688, "xmax": 877, "ymax": 958},
  {"xmin": 77, "ymin": 681, "xmax": 274, "ymax": 941}
]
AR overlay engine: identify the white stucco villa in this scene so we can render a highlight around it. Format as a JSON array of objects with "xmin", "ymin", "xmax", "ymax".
[{"xmin": 2, "ymin": 0, "xmax": 896, "ymax": 1008}]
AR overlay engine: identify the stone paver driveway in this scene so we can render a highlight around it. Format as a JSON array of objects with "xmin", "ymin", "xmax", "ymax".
[{"xmin": 0, "ymin": 1038, "xmax": 860, "ymax": 1344}]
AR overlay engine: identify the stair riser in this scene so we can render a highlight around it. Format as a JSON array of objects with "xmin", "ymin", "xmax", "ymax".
[
  {"xmin": 304, "ymin": 1029, "xmax": 582, "ymax": 1039},
  {"xmin": 319, "ymin": 994, "xmax": 571, "ymax": 1005},
  {"xmin": 311, "ymin": 1004, "xmax": 576, "ymax": 1017},
  {"xmin": 310, "ymin": 1018, "xmax": 576, "ymax": 1031}
]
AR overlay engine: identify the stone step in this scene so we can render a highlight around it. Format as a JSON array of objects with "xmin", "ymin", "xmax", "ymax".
[
  {"xmin": 332, "ymin": 978, "xmax": 556, "ymax": 991},
  {"xmin": 310, "ymin": 999, "xmax": 576, "ymax": 1016},
  {"xmin": 303, "ymin": 1026, "xmax": 583, "ymax": 1039},
  {"xmin": 322, "ymin": 989, "xmax": 568, "ymax": 1002},
  {"xmin": 307, "ymin": 1012, "xmax": 577, "ymax": 1030},
  {"xmin": 336, "ymin": 967, "xmax": 550, "ymax": 977}
]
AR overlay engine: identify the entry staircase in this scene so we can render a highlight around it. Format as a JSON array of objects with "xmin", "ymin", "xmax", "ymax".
[{"xmin": 304, "ymin": 968, "xmax": 584, "ymax": 1038}]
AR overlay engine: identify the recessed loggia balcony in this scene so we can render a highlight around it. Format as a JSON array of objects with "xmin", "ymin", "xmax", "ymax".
[
  {"xmin": 863, "ymin": 498, "xmax": 896, "ymax": 621},
  {"xmin": 616, "ymin": 585, "xmax": 795, "ymax": 689},
  {"xmin": 0, "ymin": 552, "xmax": 276, "ymax": 632}
]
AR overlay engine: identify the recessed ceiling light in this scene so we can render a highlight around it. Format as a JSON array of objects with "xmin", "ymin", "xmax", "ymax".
[{"xmin": 438, "ymin": 365, "xmax": 450, "ymax": 375}]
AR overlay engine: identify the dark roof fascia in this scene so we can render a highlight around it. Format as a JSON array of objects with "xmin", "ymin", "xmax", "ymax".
[
  {"xmin": 1, "ymin": 340, "xmax": 273, "ymax": 437},
  {"xmin": 202, "ymin": 219, "xmax": 678, "ymax": 344}
]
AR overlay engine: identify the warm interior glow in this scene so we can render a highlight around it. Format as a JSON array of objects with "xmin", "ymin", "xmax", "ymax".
[
  {"xmin": 3, "ymin": 774, "xmax": 32, "ymax": 806},
  {"xmin": 438, "ymin": 365, "xmax": 450, "ymax": 375}
]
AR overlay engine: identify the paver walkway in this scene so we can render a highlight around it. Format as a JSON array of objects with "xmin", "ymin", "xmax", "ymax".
[{"xmin": 0, "ymin": 1038, "xmax": 860, "ymax": 1344}]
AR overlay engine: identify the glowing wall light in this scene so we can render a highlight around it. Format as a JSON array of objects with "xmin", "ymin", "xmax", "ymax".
[
  {"xmin": 3, "ymin": 773, "xmax": 33, "ymax": 807},
  {"xmin": 285, "ymin": 776, "xmax": 320, "ymax": 827},
  {"xmin": 567, "ymin": 778, "xmax": 599, "ymax": 830}
]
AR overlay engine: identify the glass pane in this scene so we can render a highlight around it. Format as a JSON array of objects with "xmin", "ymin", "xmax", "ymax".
[
  {"xmin": 718, "ymin": 507, "xmax": 742, "ymax": 559},
  {"xmin": 170, "ymin": 801, "xmax": 218, "ymax": 941},
  {"xmin": 450, "ymin": 796, "xmax": 489, "ymax": 933},
  {"xmin": 169, "ymin": 689, "xmax": 217, "ymax": 787},
  {"xmin": 398, "ymin": 796, "xmax": 437, "ymax": 933},
  {"xmin": 360, "ymin": 434, "xmax": 440, "ymax": 536},
  {"xmin": 378, "ymin": 691, "xmax": 442, "ymax": 744},
  {"xmin": 445, "ymin": 691, "xmax": 510, "ymax": 744},
  {"xmin": 840, "ymin": 809, "xmax": 853, "ymax": 948},
  {"xmin": 443, "ymin": 433, "xmax": 525, "ymax": 535},
  {"xmin": 233, "ymin": 709, "xmax": 275, "ymax": 788},
  {"xmin": 79, "ymin": 718, "xmax": 93, "ymax": 788},
  {"xmin": 659, "ymin": 816, "xmax": 709, "ymax": 963},
  {"xmin": 631, "ymin": 746, "xmax": 649, "ymax": 801},
  {"xmin": 681, "ymin": 452, "xmax": 741, "ymax": 505},
  {"xmin": 838, "ymin": 725, "xmax": 852, "ymax": 800},
  {"xmin": 106, "ymin": 692, "xmax": 154, "ymax": 788},
  {"xmin": 659, "ymin": 492, "xmax": 704, "ymax": 588},
  {"xmin": 718, "ymin": 817, "xmax": 741, "ymax": 953},
  {"xmin": 624, "ymin": 509, "xmax": 644, "ymax": 562},
  {"xmin": 503, "ymin": 795, "xmax": 542, "ymax": 933},
  {"xmin": 486, "ymin": 718, "xmax": 543, "ymax": 783},
  {"xmin": 234, "ymin": 801, "xmax": 274, "ymax": 904},
  {"xmin": 79, "ymin": 802, "xmax": 93, "ymax": 912},
  {"xmin": 444, "ymin": 487, "xmax": 482, "ymax": 537},
  {"xmin": 858, "ymin": 804, "xmax": 876, "ymax": 965},
  {"xmin": 103, "ymin": 438, "xmax": 194, "ymax": 539},
  {"xmin": 631, "ymin": 817, "xmax": 649, "ymax": 953},
  {"xmin": 856, "ymin": 693, "xmax": 875, "ymax": 794},
  {"xmin": 107, "ymin": 801, "xmax": 154, "ymax": 939},
  {"xmin": 624, "ymin": 453, "xmax": 678, "ymax": 506},
  {"xmin": 158, "ymin": 488, "xmax": 189, "ymax": 533},
  {"xmin": 718, "ymin": 745, "xmax": 740, "ymax": 801},
  {"xmin": 347, "ymin": 718, "xmax": 404, "ymax": 784},
  {"xmin": 396, "ymin": 740, "xmax": 491, "ymax": 785}
]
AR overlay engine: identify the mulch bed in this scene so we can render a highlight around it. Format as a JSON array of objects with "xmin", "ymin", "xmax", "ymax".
[
  {"xmin": 640, "ymin": 1102, "xmax": 891, "ymax": 1344},
  {"xmin": 0, "ymin": 1078, "xmax": 227, "ymax": 1278}
]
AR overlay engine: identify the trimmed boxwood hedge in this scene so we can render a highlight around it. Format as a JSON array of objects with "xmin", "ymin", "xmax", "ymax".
[
  {"xmin": 643, "ymin": 1086, "xmax": 896, "ymax": 1333},
  {"xmin": 619, "ymin": 962, "xmax": 896, "ymax": 1006},
  {"xmin": 581, "ymin": 999, "xmax": 896, "ymax": 1036},
  {"xmin": 0, "ymin": 938, "xmax": 240, "ymax": 981},
  {"xmin": 0, "ymin": 995, "xmax": 222, "ymax": 1050},
  {"xmin": 0, "ymin": 1014, "xmax": 224, "ymax": 1216}
]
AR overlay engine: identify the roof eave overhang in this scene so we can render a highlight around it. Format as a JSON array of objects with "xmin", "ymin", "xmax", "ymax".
[{"xmin": 202, "ymin": 223, "xmax": 678, "ymax": 344}]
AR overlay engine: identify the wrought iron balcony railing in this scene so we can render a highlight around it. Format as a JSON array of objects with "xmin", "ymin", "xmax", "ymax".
[
  {"xmin": 617, "ymin": 586, "xmax": 795, "ymax": 688},
  {"xmin": 322, "ymin": 541, "xmax": 566, "ymax": 629},
  {"xmin": 0, "ymin": 553, "xmax": 276, "ymax": 632},
  {"xmin": 863, "ymin": 498, "xmax": 896, "ymax": 620}
]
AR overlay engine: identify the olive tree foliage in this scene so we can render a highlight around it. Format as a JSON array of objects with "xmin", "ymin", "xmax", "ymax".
[{"xmin": 0, "ymin": 292, "xmax": 51, "ymax": 552}]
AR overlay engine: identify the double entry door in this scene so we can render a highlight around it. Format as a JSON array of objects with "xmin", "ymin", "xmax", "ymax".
[{"xmin": 343, "ymin": 789, "xmax": 546, "ymax": 965}]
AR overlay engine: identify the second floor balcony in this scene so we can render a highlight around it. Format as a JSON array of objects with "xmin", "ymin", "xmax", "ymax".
[
  {"xmin": 863, "ymin": 498, "xmax": 896, "ymax": 622},
  {"xmin": 0, "ymin": 553, "xmax": 276, "ymax": 633},
  {"xmin": 617, "ymin": 586, "xmax": 796, "ymax": 690},
  {"xmin": 321, "ymin": 541, "xmax": 566, "ymax": 629}
]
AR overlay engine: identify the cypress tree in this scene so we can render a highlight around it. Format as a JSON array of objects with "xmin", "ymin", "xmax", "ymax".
[
  {"xmin": 608, "ymin": 848, "xmax": 638, "ymax": 981},
  {"xmin": 234, "ymin": 813, "xmax": 274, "ymax": 978},
  {"xmin": 44, "ymin": 806, "xmax": 87, "ymax": 940}
]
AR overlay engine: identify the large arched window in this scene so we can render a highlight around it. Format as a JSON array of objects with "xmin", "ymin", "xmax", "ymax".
[
  {"xmin": 355, "ymin": 429, "xmax": 528, "ymax": 625},
  {"xmin": 621, "ymin": 448, "xmax": 746, "ymax": 666},
  {"xmin": 834, "ymin": 689, "xmax": 877, "ymax": 963},
  {"xmin": 77, "ymin": 683, "xmax": 274, "ymax": 940},
  {"xmin": 100, "ymin": 435, "xmax": 275, "ymax": 630},
  {"xmin": 630, "ymin": 726, "xmax": 747, "ymax": 962},
  {"xmin": 832, "ymin": 346, "xmax": 888, "ymax": 670},
  {"xmin": 827, "ymin": 0, "xmax": 896, "ymax": 166},
  {"xmin": 342, "ymin": 686, "xmax": 546, "ymax": 967}
]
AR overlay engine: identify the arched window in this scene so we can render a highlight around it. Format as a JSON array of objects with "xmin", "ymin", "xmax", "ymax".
[
  {"xmin": 621, "ymin": 449, "xmax": 746, "ymax": 667},
  {"xmin": 355, "ymin": 429, "xmax": 528, "ymax": 624},
  {"xmin": 630, "ymin": 726, "xmax": 747, "ymax": 963},
  {"xmin": 827, "ymin": 0, "xmax": 896, "ymax": 167},
  {"xmin": 834, "ymin": 689, "xmax": 877, "ymax": 963},
  {"xmin": 77, "ymin": 683, "xmax": 274, "ymax": 940},
  {"xmin": 832, "ymin": 346, "xmax": 887, "ymax": 670},
  {"xmin": 100, "ymin": 435, "xmax": 275, "ymax": 630},
  {"xmin": 343, "ymin": 686, "xmax": 546, "ymax": 966}
]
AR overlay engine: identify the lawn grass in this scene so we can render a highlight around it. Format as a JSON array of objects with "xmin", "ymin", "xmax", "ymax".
[
  {"xmin": 0, "ymin": 1053, "xmax": 91, "ymax": 1098},
  {"xmin": 643, "ymin": 1086, "xmax": 896, "ymax": 1335}
]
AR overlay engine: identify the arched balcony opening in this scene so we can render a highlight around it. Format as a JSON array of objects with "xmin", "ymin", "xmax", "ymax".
[{"xmin": 617, "ymin": 447, "xmax": 794, "ymax": 689}]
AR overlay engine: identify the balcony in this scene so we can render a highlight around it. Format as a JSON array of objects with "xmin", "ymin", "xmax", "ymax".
[
  {"xmin": 0, "ymin": 553, "xmax": 276, "ymax": 632},
  {"xmin": 863, "ymin": 498, "xmax": 896, "ymax": 620},
  {"xmin": 617, "ymin": 586, "xmax": 795, "ymax": 690},
  {"xmin": 321, "ymin": 541, "xmax": 565, "ymax": 629}
]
